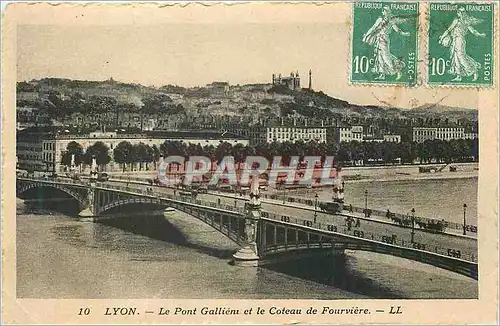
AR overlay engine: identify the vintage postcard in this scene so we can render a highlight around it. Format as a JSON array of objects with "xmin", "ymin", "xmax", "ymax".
[{"xmin": 1, "ymin": 1, "xmax": 499, "ymax": 325}]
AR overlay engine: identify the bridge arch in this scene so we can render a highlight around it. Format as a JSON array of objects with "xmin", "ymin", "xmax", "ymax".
[
  {"xmin": 96, "ymin": 196, "xmax": 245, "ymax": 246},
  {"xmin": 17, "ymin": 183, "xmax": 88, "ymax": 207},
  {"xmin": 98, "ymin": 198, "xmax": 165, "ymax": 215},
  {"xmin": 340, "ymin": 241, "xmax": 477, "ymax": 279},
  {"xmin": 260, "ymin": 235, "xmax": 477, "ymax": 279}
]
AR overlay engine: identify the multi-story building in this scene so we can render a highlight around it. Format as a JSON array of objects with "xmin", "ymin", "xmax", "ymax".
[
  {"xmin": 265, "ymin": 125, "xmax": 327, "ymax": 143},
  {"xmin": 412, "ymin": 127, "xmax": 437, "ymax": 143},
  {"xmin": 329, "ymin": 125, "xmax": 402, "ymax": 144},
  {"xmin": 16, "ymin": 106, "xmax": 52, "ymax": 130},
  {"xmin": 245, "ymin": 122, "xmax": 327, "ymax": 146},
  {"xmin": 464, "ymin": 132, "xmax": 478, "ymax": 140},
  {"xmin": 17, "ymin": 127, "xmax": 249, "ymax": 173},
  {"xmin": 412, "ymin": 127, "xmax": 471, "ymax": 143},
  {"xmin": 16, "ymin": 128, "xmax": 47, "ymax": 171},
  {"xmin": 383, "ymin": 134, "xmax": 402, "ymax": 143},
  {"xmin": 332, "ymin": 125, "xmax": 364, "ymax": 143},
  {"xmin": 247, "ymin": 126, "xmax": 267, "ymax": 146}
]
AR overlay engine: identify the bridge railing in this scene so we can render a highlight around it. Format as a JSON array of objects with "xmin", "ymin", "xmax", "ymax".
[
  {"xmin": 95, "ymin": 183, "xmax": 246, "ymax": 215},
  {"xmin": 260, "ymin": 192, "xmax": 478, "ymax": 234},
  {"xmin": 261, "ymin": 210, "xmax": 478, "ymax": 263},
  {"xmin": 18, "ymin": 176, "xmax": 88, "ymax": 187},
  {"xmin": 19, "ymin": 176, "xmax": 477, "ymax": 233}
]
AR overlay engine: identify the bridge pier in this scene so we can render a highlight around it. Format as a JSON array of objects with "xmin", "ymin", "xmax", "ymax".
[
  {"xmin": 78, "ymin": 182, "xmax": 97, "ymax": 222},
  {"xmin": 78, "ymin": 208, "xmax": 96, "ymax": 222},
  {"xmin": 163, "ymin": 207, "xmax": 176, "ymax": 216},
  {"xmin": 232, "ymin": 177, "xmax": 261, "ymax": 267},
  {"xmin": 232, "ymin": 209, "xmax": 261, "ymax": 266}
]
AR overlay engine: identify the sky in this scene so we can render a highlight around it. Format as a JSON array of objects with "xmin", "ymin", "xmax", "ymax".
[{"xmin": 14, "ymin": 3, "xmax": 480, "ymax": 109}]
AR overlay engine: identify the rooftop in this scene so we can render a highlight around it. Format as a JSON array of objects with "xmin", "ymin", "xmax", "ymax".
[{"xmin": 17, "ymin": 127, "xmax": 248, "ymax": 140}]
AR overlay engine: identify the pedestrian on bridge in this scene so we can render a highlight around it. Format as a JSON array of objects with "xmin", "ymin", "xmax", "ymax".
[{"xmin": 346, "ymin": 217, "xmax": 353, "ymax": 231}]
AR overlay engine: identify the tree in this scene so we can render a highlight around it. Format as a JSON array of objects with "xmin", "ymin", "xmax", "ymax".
[
  {"xmin": 61, "ymin": 141, "xmax": 84, "ymax": 168},
  {"xmin": 146, "ymin": 145, "xmax": 155, "ymax": 170},
  {"xmin": 84, "ymin": 141, "xmax": 111, "ymax": 171},
  {"xmin": 398, "ymin": 141, "xmax": 418, "ymax": 164},
  {"xmin": 336, "ymin": 145, "xmax": 351, "ymax": 165},
  {"xmin": 348, "ymin": 140, "xmax": 364, "ymax": 165},
  {"xmin": 151, "ymin": 144, "xmax": 161, "ymax": 168},
  {"xmin": 113, "ymin": 141, "xmax": 133, "ymax": 172},
  {"xmin": 133, "ymin": 143, "xmax": 152, "ymax": 171},
  {"xmin": 380, "ymin": 141, "xmax": 396, "ymax": 164},
  {"xmin": 231, "ymin": 143, "xmax": 246, "ymax": 163}
]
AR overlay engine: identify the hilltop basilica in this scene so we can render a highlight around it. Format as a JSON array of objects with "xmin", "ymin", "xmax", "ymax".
[{"xmin": 272, "ymin": 70, "xmax": 312, "ymax": 91}]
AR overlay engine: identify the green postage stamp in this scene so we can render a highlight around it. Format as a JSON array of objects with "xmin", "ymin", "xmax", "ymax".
[
  {"xmin": 428, "ymin": 3, "xmax": 494, "ymax": 87},
  {"xmin": 350, "ymin": 2, "xmax": 419, "ymax": 86}
]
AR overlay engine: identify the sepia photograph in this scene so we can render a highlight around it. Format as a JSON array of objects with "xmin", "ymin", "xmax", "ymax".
[{"xmin": 2, "ymin": 1, "xmax": 498, "ymax": 325}]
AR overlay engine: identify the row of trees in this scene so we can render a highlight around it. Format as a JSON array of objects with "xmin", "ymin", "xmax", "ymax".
[
  {"xmin": 336, "ymin": 138, "xmax": 478, "ymax": 165},
  {"xmin": 61, "ymin": 138, "xmax": 478, "ymax": 171},
  {"xmin": 113, "ymin": 142, "xmax": 161, "ymax": 171},
  {"xmin": 61, "ymin": 141, "xmax": 111, "ymax": 170}
]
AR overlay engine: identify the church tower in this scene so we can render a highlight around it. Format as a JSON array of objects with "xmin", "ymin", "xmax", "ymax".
[{"xmin": 308, "ymin": 69, "xmax": 312, "ymax": 90}]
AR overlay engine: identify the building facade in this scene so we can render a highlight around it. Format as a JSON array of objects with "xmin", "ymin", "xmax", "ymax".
[
  {"xmin": 265, "ymin": 125, "xmax": 327, "ymax": 143},
  {"xmin": 17, "ymin": 130, "xmax": 46, "ymax": 171},
  {"xmin": 412, "ymin": 127, "xmax": 473, "ymax": 143},
  {"xmin": 17, "ymin": 128, "xmax": 249, "ymax": 173},
  {"xmin": 272, "ymin": 72, "xmax": 301, "ymax": 91},
  {"xmin": 332, "ymin": 125, "xmax": 364, "ymax": 143},
  {"xmin": 383, "ymin": 134, "xmax": 402, "ymax": 143}
]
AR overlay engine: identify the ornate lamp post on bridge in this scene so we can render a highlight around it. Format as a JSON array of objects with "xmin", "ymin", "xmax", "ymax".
[
  {"xmin": 410, "ymin": 208, "xmax": 416, "ymax": 243},
  {"xmin": 463, "ymin": 203, "xmax": 467, "ymax": 235},
  {"xmin": 87, "ymin": 155, "xmax": 98, "ymax": 185},
  {"xmin": 314, "ymin": 193, "xmax": 318, "ymax": 223}
]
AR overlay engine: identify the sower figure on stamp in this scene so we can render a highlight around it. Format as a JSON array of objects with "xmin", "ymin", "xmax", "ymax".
[
  {"xmin": 362, "ymin": 6, "xmax": 411, "ymax": 80},
  {"xmin": 439, "ymin": 7, "xmax": 486, "ymax": 82}
]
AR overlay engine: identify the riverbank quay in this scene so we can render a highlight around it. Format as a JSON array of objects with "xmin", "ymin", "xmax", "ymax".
[{"xmin": 96, "ymin": 162, "xmax": 478, "ymax": 186}]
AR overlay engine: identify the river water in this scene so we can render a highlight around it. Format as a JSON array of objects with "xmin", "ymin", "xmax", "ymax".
[
  {"xmin": 318, "ymin": 177, "xmax": 478, "ymax": 225},
  {"xmin": 16, "ymin": 178, "xmax": 478, "ymax": 299}
]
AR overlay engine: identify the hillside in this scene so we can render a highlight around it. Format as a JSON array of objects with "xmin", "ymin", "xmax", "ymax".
[{"xmin": 16, "ymin": 78, "xmax": 477, "ymax": 124}]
